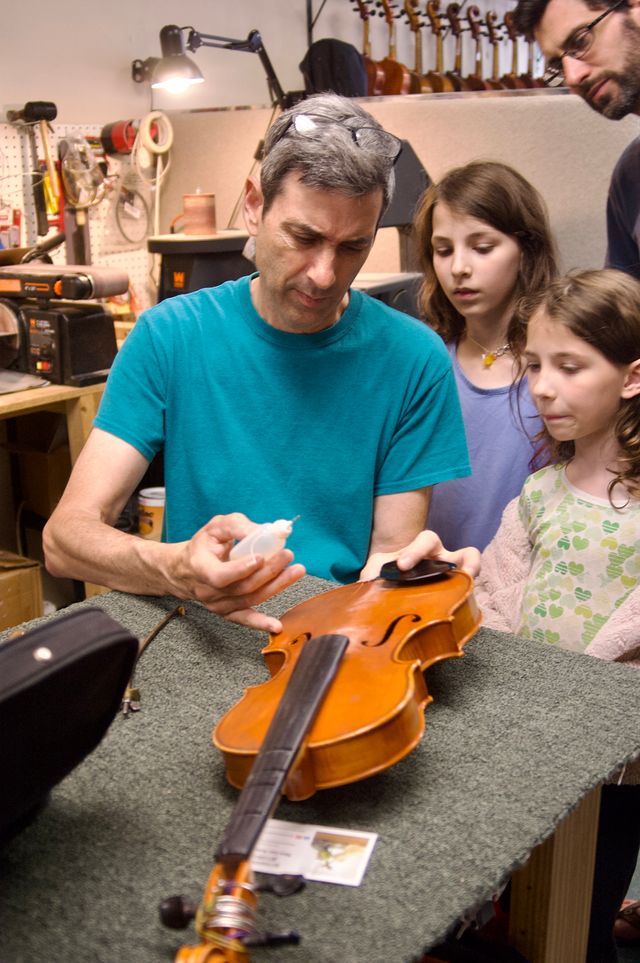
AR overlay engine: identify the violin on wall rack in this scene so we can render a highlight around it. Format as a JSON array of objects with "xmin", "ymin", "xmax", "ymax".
[
  {"xmin": 354, "ymin": 0, "xmax": 386, "ymax": 95},
  {"xmin": 347, "ymin": 0, "xmax": 549, "ymax": 94},
  {"xmin": 377, "ymin": 0, "xmax": 416, "ymax": 94}
]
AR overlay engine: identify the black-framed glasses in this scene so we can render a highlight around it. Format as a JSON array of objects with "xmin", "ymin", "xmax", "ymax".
[
  {"xmin": 543, "ymin": 0, "xmax": 626, "ymax": 86},
  {"xmin": 283, "ymin": 113, "xmax": 403, "ymax": 162}
]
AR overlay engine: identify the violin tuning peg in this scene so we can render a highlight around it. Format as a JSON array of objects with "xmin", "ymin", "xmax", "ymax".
[
  {"xmin": 121, "ymin": 686, "xmax": 141, "ymax": 716},
  {"xmin": 159, "ymin": 894, "xmax": 197, "ymax": 929},
  {"xmin": 243, "ymin": 929, "xmax": 301, "ymax": 948},
  {"xmin": 255, "ymin": 873, "xmax": 306, "ymax": 897}
]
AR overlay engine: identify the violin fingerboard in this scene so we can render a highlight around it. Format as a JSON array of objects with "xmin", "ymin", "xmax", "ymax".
[{"xmin": 216, "ymin": 632, "xmax": 349, "ymax": 865}]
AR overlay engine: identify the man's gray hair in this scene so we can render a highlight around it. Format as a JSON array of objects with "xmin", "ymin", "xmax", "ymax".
[{"xmin": 260, "ymin": 93, "xmax": 396, "ymax": 214}]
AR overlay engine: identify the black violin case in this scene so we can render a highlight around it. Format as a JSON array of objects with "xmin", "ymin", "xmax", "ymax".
[{"xmin": 0, "ymin": 607, "xmax": 138, "ymax": 843}]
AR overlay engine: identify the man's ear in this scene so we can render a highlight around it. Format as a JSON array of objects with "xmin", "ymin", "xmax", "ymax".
[
  {"xmin": 243, "ymin": 176, "xmax": 264, "ymax": 237},
  {"xmin": 622, "ymin": 359, "xmax": 640, "ymax": 399}
]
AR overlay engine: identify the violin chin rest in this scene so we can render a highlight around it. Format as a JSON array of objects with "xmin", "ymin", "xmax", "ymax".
[{"xmin": 379, "ymin": 559, "xmax": 454, "ymax": 584}]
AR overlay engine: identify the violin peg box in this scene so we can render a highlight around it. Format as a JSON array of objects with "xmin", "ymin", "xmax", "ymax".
[{"xmin": 0, "ymin": 607, "xmax": 138, "ymax": 844}]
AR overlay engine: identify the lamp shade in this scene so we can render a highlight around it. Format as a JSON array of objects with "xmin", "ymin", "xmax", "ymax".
[
  {"xmin": 151, "ymin": 24, "xmax": 205, "ymax": 92},
  {"xmin": 151, "ymin": 55, "xmax": 204, "ymax": 91}
]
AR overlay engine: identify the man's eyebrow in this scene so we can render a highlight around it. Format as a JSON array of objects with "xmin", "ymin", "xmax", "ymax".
[
  {"xmin": 557, "ymin": 22, "xmax": 588, "ymax": 55},
  {"xmin": 283, "ymin": 219, "xmax": 373, "ymax": 246},
  {"xmin": 283, "ymin": 219, "xmax": 322, "ymax": 237}
]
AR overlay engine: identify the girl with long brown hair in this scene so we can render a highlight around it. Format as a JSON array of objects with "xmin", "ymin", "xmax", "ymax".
[{"xmin": 414, "ymin": 160, "xmax": 557, "ymax": 550}]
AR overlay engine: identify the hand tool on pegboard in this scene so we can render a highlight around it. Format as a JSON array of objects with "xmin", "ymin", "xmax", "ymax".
[
  {"xmin": 58, "ymin": 136, "xmax": 107, "ymax": 264},
  {"xmin": 7, "ymin": 102, "xmax": 59, "ymax": 235}
]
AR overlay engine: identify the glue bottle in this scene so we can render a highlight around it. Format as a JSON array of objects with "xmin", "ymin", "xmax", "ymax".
[{"xmin": 229, "ymin": 518, "xmax": 297, "ymax": 562}]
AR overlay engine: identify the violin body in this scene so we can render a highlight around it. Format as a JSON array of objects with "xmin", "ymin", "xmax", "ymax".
[
  {"xmin": 214, "ymin": 569, "xmax": 481, "ymax": 801},
  {"xmin": 378, "ymin": 56, "xmax": 413, "ymax": 95},
  {"xmin": 424, "ymin": 68, "xmax": 456, "ymax": 92},
  {"xmin": 365, "ymin": 55, "xmax": 386, "ymax": 95},
  {"xmin": 501, "ymin": 72, "xmax": 529, "ymax": 89}
]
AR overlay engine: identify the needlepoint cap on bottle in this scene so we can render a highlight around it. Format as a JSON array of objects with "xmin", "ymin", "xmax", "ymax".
[{"xmin": 229, "ymin": 517, "xmax": 297, "ymax": 561}]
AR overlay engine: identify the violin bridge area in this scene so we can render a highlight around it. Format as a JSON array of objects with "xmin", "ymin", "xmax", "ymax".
[{"xmin": 1, "ymin": 575, "xmax": 638, "ymax": 963}]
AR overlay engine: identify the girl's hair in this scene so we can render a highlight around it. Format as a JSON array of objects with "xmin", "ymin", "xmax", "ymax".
[
  {"xmin": 414, "ymin": 160, "xmax": 558, "ymax": 345},
  {"xmin": 522, "ymin": 269, "xmax": 640, "ymax": 501}
]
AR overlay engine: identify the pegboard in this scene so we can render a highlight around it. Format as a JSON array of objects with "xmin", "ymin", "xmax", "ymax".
[{"xmin": 0, "ymin": 120, "xmax": 165, "ymax": 313}]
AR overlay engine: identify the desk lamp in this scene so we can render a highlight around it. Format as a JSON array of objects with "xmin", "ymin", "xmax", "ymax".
[{"xmin": 132, "ymin": 25, "xmax": 288, "ymax": 109}]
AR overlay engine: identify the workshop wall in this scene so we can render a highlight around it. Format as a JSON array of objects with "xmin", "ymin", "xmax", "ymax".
[
  {"xmin": 4, "ymin": 0, "xmax": 533, "ymax": 123},
  {"xmin": 160, "ymin": 93, "xmax": 640, "ymax": 276}
]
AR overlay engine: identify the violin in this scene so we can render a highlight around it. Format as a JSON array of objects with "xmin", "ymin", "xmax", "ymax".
[
  {"xmin": 484, "ymin": 10, "xmax": 508, "ymax": 90},
  {"xmin": 404, "ymin": 0, "xmax": 435, "ymax": 93},
  {"xmin": 465, "ymin": 5, "xmax": 494, "ymax": 91},
  {"xmin": 444, "ymin": 3, "xmax": 471, "ymax": 91},
  {"xmin": 214, "ymin": 559, "xmax": 481, "ymax": 800},
  {"xmin": 354, "ymin": 0, "xmax": 385, "ymax": 96},
  {"xmin": 501, "ymin": 11, "xmax": 532, "ymax": 89},
  {"xmin": 526, "ymin": 35, "xmax": 547, "ymax": 87},
  {"xmin": 424, "ymin": 0, "xmax": 457, "ymax": 92},
  {"xmin": 163, "ymin": 560, "xmax": 480, "ymax": 960},
  {"xmin": 378, "ymin": 0, "xmax": 415, "ymax": 94}
]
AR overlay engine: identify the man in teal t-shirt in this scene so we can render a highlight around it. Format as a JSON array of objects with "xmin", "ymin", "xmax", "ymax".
[{"xmin": 43, "ymin": 93, "xmax": 470, "ymax": 632}]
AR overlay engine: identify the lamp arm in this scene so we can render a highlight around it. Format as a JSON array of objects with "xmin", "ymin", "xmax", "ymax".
[{"xmin": 187, "ymin": 29, "xmax": 287, "ymax": 109}]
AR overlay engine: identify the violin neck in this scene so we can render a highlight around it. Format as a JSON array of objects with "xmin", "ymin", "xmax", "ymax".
[{"xmin": 216, "ymin": 632, "xmax": 349, "ymax": 866}]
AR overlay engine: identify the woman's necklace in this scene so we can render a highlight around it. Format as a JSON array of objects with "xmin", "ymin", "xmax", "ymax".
[{"xmin": 465, "ymin": 333, "xmax": 511, "ymax": 368}]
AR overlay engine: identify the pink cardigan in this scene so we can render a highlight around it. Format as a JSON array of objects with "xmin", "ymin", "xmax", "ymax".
[
  {"xmin": 474, "ymin": 497, "xmax": 640, "ymax": 784},
  {"xmin": 475, "ymin": 497, "xmax": 640, "ymax": 667}
]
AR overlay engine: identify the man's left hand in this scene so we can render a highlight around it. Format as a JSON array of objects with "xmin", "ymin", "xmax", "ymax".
[{"xmin": 361, "ymin": 529, "xmax": 481, "ymax": 581}]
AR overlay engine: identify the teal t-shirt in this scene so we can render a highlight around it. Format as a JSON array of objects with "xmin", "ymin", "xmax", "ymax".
[{"xmin": 95, "ymin": 276, "xmax": 470, "ymax": 583}]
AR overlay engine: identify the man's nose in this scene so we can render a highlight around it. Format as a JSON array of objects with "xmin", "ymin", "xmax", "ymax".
[
  {"xmin": 562, "ymin": 54, "xmax": 592, "ymax": 90},
  {"xmin": 307, "ymin": 249, "xmax": 337, "ymax": 289}
]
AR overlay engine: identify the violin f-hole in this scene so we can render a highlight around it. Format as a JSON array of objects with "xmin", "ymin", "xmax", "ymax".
[{"xmin": 360, "ymin": 612, "xmax": 422, "ymax": 647}]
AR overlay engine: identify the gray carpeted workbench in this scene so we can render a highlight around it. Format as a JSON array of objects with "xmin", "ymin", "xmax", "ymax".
[{"xmin": 1, "ymin": 575, "xmax": 639, "ymax": 963}]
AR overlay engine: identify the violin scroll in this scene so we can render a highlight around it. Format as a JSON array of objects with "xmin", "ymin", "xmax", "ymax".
[{"xmin": 165, "ymin": 861, "xmax": 304, "ymax": 962}]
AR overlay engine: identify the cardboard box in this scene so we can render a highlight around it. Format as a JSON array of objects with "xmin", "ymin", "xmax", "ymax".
[
  {"xmin": 5, "ymin": 412, "xmax": 71, "ymax": 518},
  {"xmin": 17, "ymin": 446, "xmax": 71, "ymax": 517},
  {"xmin": 0, "ymin": 550, "xmax": 43, "ymax": 630}
]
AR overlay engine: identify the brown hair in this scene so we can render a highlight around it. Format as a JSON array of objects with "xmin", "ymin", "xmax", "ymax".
[
  {"xmin": 414, "ymin": 160, "xmax": 558, "ymax": 346},
  {"xmin": 522, "ymin": 269, "xmax": 640, "ymax": 501}
]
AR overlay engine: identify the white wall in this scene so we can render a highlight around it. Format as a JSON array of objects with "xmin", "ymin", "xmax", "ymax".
[{"xmin": 3, "ymin": 0, "xmax": 531, "ymax": 124}]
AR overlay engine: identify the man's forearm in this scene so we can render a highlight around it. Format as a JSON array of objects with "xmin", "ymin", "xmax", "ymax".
[
  {"xmin": 43, "ymin": 508, "xmax": 307, "ymax": 635},
  {"xmin": 43, "ymin": 511, "xmax": 181, "ymax": 597}
]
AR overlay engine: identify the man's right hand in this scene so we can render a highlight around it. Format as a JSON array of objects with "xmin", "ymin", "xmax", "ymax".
[
  {"xmin": 167, "ymin": 513, "xmax": 306, "ymax": 633},
  {"xmin": 43, "ymin": 430, "xmax": 305, "ymax": 635}
]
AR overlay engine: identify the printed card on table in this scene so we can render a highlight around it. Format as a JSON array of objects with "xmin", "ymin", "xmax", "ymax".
[{"xmin": 250, "ymin": 818, "xmax": 378, "ymax": 887}]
